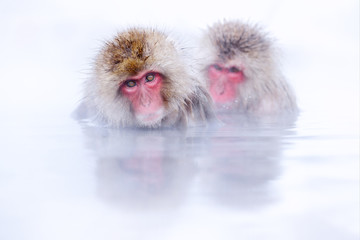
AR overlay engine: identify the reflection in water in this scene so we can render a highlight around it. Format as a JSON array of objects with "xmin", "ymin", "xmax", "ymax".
[
  {"xmin": 81, "ymin": 127, "xmax": 195, "ymax": 209},
  {"xmin": 80, "ymin": 113, "xmax": 297, "ymax": 210},
  {"xmin": 188, "ymin": 113, "xmax": 298, "ymax": 208}
]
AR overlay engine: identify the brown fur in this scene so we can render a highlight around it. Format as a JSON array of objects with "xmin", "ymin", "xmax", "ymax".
[
  {"xmin": 79, "ymin": 27, "xmax": 214, "ymax": 128},
  {"xmin": 104, "ymin": 30, "xmax": 148, "ymax": 75},
  {"xmin": 208, "ymin": 21, "xmax": 270, "ymax": 60}
]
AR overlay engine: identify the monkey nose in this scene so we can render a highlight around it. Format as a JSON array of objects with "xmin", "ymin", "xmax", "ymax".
[
  {"xmin": 215, "ymin": 83, "xmax": 225, "ymax": 95},
  {"xmin": 140, "ymin": 95, "xmax": 151, "ymax": 107}
]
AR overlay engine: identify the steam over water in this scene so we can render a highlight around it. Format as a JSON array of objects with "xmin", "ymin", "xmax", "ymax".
[{"xmin": 0, "ymin": 0, "xmax": 358, "ymax": 239}]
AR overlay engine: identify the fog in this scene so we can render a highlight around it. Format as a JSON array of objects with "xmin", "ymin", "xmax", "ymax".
[{"xmin": 0, "ymin": 0, "xmax": 359, "ymax": 239}]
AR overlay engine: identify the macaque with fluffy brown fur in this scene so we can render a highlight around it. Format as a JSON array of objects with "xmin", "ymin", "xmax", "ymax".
[
  {"xmin": 77, "ymin": 28, "xmax": 214, "ymax": 128},
  {"xmin": 198, "ymin": 20, "xmax": 297, "ymax": 115}
]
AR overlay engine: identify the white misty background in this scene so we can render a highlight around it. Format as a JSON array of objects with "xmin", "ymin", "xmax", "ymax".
[{"xmin": 0, "ymin": 0, "xmax": 358, "ymax": 240}]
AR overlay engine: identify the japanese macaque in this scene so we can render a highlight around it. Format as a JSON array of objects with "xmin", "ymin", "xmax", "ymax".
[
  {"xmin": 77, "ymin": 28, "xmax": 213, "ymax": 128},
  {"xmin": 198, "ymin": 20, "xmax": 297, "ymax": 115}
]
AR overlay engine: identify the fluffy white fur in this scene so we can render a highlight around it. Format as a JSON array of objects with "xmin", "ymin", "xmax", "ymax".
[
  {"xmin": 78, "ymin": 28, "xmax": 213, "ymax": 128},
  {"xmin": 198, "ymin": 20, "xmax": 298, "ymax": 115}
]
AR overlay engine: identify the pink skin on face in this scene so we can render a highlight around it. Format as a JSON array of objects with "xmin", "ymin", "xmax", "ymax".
[
  {"xmin": 208, "ymin": 64, "xmax": 245, "ymax": 103},
  {"xmin": 121, "ymin": 71, "xmax": 164, "ymax": 119}
]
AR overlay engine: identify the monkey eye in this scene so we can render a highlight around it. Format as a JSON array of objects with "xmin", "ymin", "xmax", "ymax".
[
  {"xmin": 145, "ymin": 73, "xmax": 155, "ymax": 82},
  {"xmin": 125, "ymin": 80, "xmax": 137, "ymax": 87},
  {"xmin": 213, "ymin": 64, "xmax": 223, "ymax": 71},
  {"xmin": 229, "ymin": 67, "xmax": 240, "ymax": 73}
]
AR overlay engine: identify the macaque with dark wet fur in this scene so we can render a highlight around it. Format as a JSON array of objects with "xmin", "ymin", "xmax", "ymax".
[
  {"xmin": 77, "ymin": 28, "xmax": 214, "ymax": 128},
  {"xmin": 198, "ymin": 20, "xmax": 297, "ymax": 115}
]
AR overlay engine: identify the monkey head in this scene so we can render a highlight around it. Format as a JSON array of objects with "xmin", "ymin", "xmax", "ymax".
[
  {"xmin": 83, "ymin": 28, "xmax": 213, "ymax": 128},
  {"xmin": 200, "ymin": 20, "xmax": 297, "ymax": 114}
]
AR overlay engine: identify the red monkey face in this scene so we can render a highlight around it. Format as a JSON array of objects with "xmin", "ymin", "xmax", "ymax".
[
  {"xmin": 120, "ymin": 71, "xmax": 165, "ymax": 124},
  {"xmin": 208, "ymin": 63, "xmax": 245, "ymax": 103}
]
